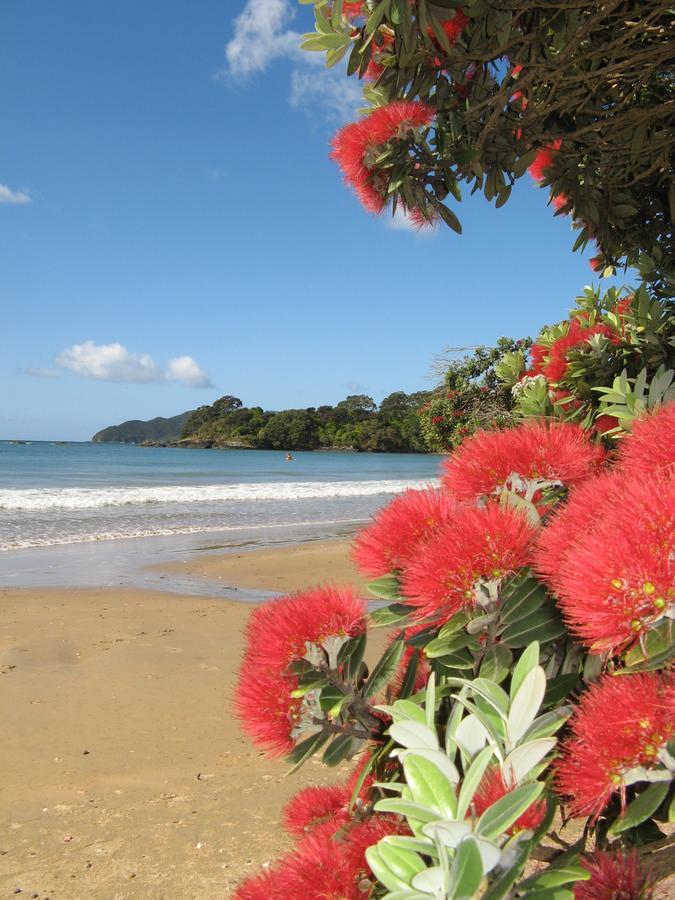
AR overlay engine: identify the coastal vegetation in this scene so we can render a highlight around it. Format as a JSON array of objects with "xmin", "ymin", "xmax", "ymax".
[{"xmin": 233, "ymin": 2, "xmax": 674, "ymax": 898}]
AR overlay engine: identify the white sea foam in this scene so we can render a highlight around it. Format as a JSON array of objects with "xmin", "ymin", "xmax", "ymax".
[
  {"xmin": 0, "ymin": 517, "xmax": 366, "ymax": 551},
  {"xmin": 0, "ymin": 479, "xmax": 438, "ymax": 511}
]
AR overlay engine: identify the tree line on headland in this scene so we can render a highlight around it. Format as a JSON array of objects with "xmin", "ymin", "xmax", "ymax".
[{"xmin": 92, "ymin": 341, "xmax": 523, "ymax": 454}]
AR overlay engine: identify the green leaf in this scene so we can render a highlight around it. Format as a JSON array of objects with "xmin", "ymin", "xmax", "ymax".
[
  {"xmin": 366, "ymin": 844, "xmax": 416, "ymax": 893},
  {"xmin": 402, "ymin": 753, "xmax": 458, "ymax": 819},
  {"xmin": 449, "ymin": 836, "xmax": 484, "ymax": 899},
  {"xmin": 509, "ymin": 642, "xmax": 540, "ymax": 702},
  {"xmin": 476, "ymin": 782, "xmax": 544, "ymax": 840},
  {"xmin": 374, "ymin": 797, "xmax": 441, "ymax": 823},
  {"xmin": 507, "ymin": 666, "xmax": 546, "ymax": 744},
  {"xmin": 520, "ymin": 865, "xmax": 589, "ymax": 889},
  {"xmin": 323, "ymin": 732, "xmax": 361, "ymax": 766},
  {"xmin": 501, "ymin": 610, "xmax": 565, "ymax": 648},
  {"xmin": 398, "ymin": 650, "xmax": 420, "ymax": 700},
  {"xmin": 286, "ymin": 728, "xmax": 331, "ymax": 773},
  {"xmin": 481, "ymin": 835, "xmax": 532, "ymax": 899},
  {"xmin": 346, "ymin": 631, "xmax": 368, "ymax": 681},
  {"xmin": 480, "ymin": 644, "xmax": 513, "ymax": 684},
  {"xmin": 608, "ymin": 781, "xmax": 671, "ymax": 835},
  {"xmin": 431, "ymin": 199, "xmax": 463, "ymax": 234},
  {"xmin": 365, "ymin": 0, "xmax": 391, "ymax": 35},
  {"xmin": 366, "ymin": 636, "xmax": 406, "ymax": 697},
  {"xmin": 371, "ymin": 603, "xmax": 411, "ymax": 626},
  {"xmin": 377, "ymin": 838, "xmax": 427, "ymax": 883},
  {"xmin": 389, "ymin": 720, "xmax": 440, "ymax": 750},
  {"xmin": 367, "ymin": 574, "xmax": 404, "ymax": 602}
]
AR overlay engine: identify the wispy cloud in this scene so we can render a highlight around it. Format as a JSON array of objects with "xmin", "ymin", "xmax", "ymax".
[
  {"xmin": 225, "ymin": 0, "xmax": 302, "ymax": 77},
  {"xmin": 29, "ymin": 341, "xmax": 214, "ymax": 388},
  {"xmin": 221, "ymin": 0, "xmax": 360, "ymax": 123},
  {"xmin": 0, "ymin": 183, "xmax": 31, "ymax": 205},
  {"xmin": 289, "ymin": 68, "xmax": 362, "ymax": 123}
]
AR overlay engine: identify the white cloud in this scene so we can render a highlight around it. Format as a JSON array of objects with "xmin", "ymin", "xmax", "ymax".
[
  {"xmin": 166, "ymin": 355, "xmax": 213, "ymax": 388},
  {"xmin": 50, "ymin": 341, "xmax": 213, "ymax": 388},
  {"xmin": 223, "ymin": 0, "xmax": 360, "ymax": 123},
  {"xmin": 0, "ymin": 183, "xmax": 31, "ymax": 205},
  {"xmin": 225, "ymin": 0, "xmax": 302, "ymax": 78},
  {"xmin": 289, "ymin": 68, "xmax": 362, "ymax": 122}
]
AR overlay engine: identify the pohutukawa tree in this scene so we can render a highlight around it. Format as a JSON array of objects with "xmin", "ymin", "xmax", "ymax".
[
  {"xmin": 303, "ymin": 0, "xmax": 674, "ymax": 290},
  {"xmin": 231, "ymin": 3, "xmax": 674, "ymax": 897}
]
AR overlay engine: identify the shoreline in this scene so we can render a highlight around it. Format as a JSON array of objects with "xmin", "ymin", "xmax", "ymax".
[
  {"xmin": 0, "ymin": 538, "xmax": 376, "ymax": 898},
  {"xmin": 0, "ymin": 521, "xmax": 365, "ymax": 599}
]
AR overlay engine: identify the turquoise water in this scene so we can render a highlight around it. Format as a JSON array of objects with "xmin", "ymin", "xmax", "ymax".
[{"xmin": 0, "ymin": 441, "xmax": 442, "ymax": 551}]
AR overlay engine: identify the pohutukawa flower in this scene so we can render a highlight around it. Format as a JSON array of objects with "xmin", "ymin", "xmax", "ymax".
[
  {"xmin": 283, "ymin": 783, "xmax": 351, "ymax": 837},
  {"xmin": 331, "ymin": 101, "xmax": 435, "ymax": 214},
  {"xmin": 575, "ymin": 849, "xmax": 654, "ymax": 900},
  {"xmin": 540, "ymin": 320, "xmax": 620, "ymax": 384},
  {"xmin": 555, "ymin": 672, "xmax": 675, "ymax": 820},
  {"xmin": 243, "ymin": 584, "xmax": 367, "ymax": 673},
  {"xmin": 528, "ymin": 139, "xmax": 562, "ymax": 183},
  {"xmin": 234, "ymin": 815, "xmax": 406, "ymax": 899},
  {"xmin": 352, "ymin": 486, "xmax": 458, "ymax": 577},
  {"xmin": 234, "ymin": 586, "xmax": 367, "ymax": 755},
  {"xmin": 534, "ymin": 470, "xmax": 620, "ymax": 597},
  {"xmin": 472, "ymin": 767, "xmax": 547, "ymax": 834},
  {"xmin": 617, "ymin": 401, "xmax": 675, "ymax": 476},
  {"xmin": 342, "ymin": 1, "xmax": 365, "ymax": 19},
  {"xmin": 235, "ymin": 661, "xmax": 307, "ymax": 756},
  {"xmin": 441, "ymin": 422, "xmax": 605, "ymax": 506},
  {"xmin": 426, "ymin": 8, "xmax": 469, "ymax": 48},
  {"xmin": 402, "ymin": 503, "xmax": 536, "ymax": 625},
  {"xmin": 537, "ymin": 472, "xmax": 674, "ymax": 654}
]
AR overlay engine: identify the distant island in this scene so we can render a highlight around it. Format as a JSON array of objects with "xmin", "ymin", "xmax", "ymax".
[
  {"xmin": 92, "ymin": 392, "xmax": 434, "ymax": 453},
  {"xmin": 92, "ymin": 411, "xmax": 193, "ymax": 445}
]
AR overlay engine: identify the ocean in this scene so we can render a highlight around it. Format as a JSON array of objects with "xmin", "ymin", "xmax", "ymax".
[{"xmin": 0, "ymin": 441, "xmax": 442, "ymax": 592}]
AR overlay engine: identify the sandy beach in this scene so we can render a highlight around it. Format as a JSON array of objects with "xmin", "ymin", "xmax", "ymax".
[{"xmin": 0, "ymin": 538, "xmax": 374, "ymax": 898}]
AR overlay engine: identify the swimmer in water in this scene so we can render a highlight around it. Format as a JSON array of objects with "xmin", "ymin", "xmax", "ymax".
[{"xmin": 286, "ymin": 453, "xmax": 294, "ymax": 461}]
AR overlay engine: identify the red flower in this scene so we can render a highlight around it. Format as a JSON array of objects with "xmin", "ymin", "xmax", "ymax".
[
  {"xmin": 528, "ymin": 139, "xmax": 562, "ymax": 183},
  {"xmin": 352, "ymin": 486, "xmax": 458, "ymax": 577},
  {"xmin": 589, "ymin": 254, "xmax": 605, "ymax": 272},
  {"xmin": 441, "ymin": 422, "xmax": 605, "ymax": 505},
  {"xmin": 472, "ymin": 767, "xmax": 547, "ymax": 834},
  {"xmin": 342, "ymin": 1, "xmax": 365, "ymax": 19},
  {"xmin": 617, "ymin": 402, "xmax": 675, "ymax": 477},
  {"xmin": 534, "ymin": 470, "xmax": 619, "ymax": 596},
  {"xmin": 363, "ymin": 30, "xmax": 394, "ymax": 81},
  {"xmin": 575, "ymin": 849, "xmax": 654, "ymax": 899},
  {"xmin": 235, "ymin": 661, "xmax": 305, "ymax": 756},
  {"xmin": 235, "ymin": 815, "xmax": 407, "ymax": 899},
  {"xmin": 402, "ymin": 503, "xmax": 536, "ymax": 625},
  {"xmin": 235, "ymin": 586, "xmax": 367, "ymax": 755},
  {"xmin": 529, "ymin": 342, "xmax": 548, "ymax": 375},
  {"xmin": 537, "ymin": 471, "xmax": 674, "ymax": 654},
  {"xmin": 552, "ymin": 192, "xmax": 571, "ymax": 213},
  {"xmin": 426, "ymin": 9, "xmax": 469, "ymax": 49},
  {"xmin": 542, "ymin": 319, "xmax": 621, "ymax": 384},
  {"xmin": 555, "ymin": 672, "xmax": 675, "ymax": 819},
  {"xmin": 593, "ymin": 414, "xmax": 620, "ymax": 436},
  {"xmin": 283, "ymin": 783, "xmax": 351, "ymax": 837},
  {"xmin": 331, "ymin": 101, "xmax": 435, "ymax": 214}
]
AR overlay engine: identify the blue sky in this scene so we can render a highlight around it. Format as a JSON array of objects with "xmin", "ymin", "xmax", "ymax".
[{"xmin": 2, "ymin": 0, "xmax": 626, "ymax": 440}]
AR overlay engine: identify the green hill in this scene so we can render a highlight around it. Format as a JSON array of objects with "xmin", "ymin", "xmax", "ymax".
[{"xmin": 92, "ymin": 411, "xmax": 193, "ymax": 444}]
